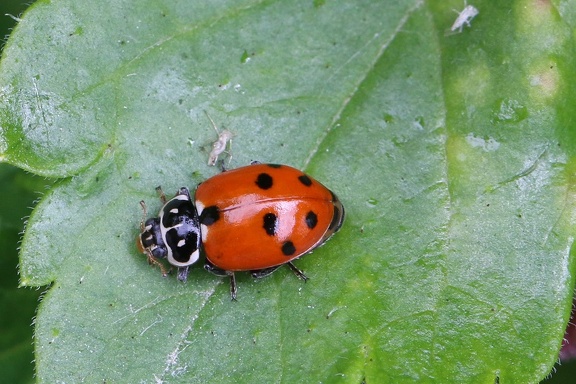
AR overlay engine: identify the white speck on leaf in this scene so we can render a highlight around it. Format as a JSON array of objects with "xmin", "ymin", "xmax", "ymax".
[{"xmin": 450, "ymin": 2, "xmax": 479, "ymax": 33}]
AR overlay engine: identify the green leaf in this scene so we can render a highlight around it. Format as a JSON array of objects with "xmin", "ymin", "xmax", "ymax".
[{"xmin": 1, "ymin": 0, "xmax": 575, "ymax": 382}]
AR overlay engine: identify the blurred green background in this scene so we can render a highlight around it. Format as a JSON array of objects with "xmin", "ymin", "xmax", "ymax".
[
  {"xmin": 0, "ymin": 2, "xmax": 55, "ymax": 383},
  {"xmin": 0, "ymin": 1, "xmax": 574, "ymax": 383}
]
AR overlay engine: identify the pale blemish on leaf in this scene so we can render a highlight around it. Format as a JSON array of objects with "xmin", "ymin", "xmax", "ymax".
[
  {"xmin": 465, "ymin": 133, "xmax": 500, "ymax": 152},
  {"xmin": 529, "ymin": 63, "xmax": 560, "ymax": 100}
]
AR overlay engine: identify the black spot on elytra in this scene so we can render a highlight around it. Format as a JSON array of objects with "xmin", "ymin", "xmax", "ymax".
[
  {"xmin": 305, "ymin": 211, "xmax": 318, "ymax": 229},
  {"xmin": 298, "ymin": 174, "xmax": 312, "ymax": 187},
  {"xmin": 282, "ymin": 241, "xmax": 296, "ymax": 256},
  {"xmin": 256, "ymin": 173, "xmax": 273, "ymax": 189},
  {"xmin": 263, "ymin": 213, "xmax": 278, "ymax": 236},
  {"xmin": 200, "ymin": 205, "xmax": 220, "ymax": 225}
]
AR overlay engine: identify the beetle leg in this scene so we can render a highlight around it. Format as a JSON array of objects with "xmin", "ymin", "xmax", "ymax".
[
  {"xmin": 229, "ymin": 273, "xmax": 237, "ymax": 301},
  {"xmin": 155, "ymin": 186, "xmax": 167, "ymax": 204},
  {"xmin": 204, "ymin": 260, "xmax": 228, "ymax": 276},
  {"xmin": 251, "ymin": 266, "xmax": 281, "ymax": 279},
  {"xmin": 177, "ymin": 266, "xmax": 190, "ymax": 282},
  {"xmin": 204, "ymin": 261, "xmax": 237, "ymax": 300},
  {"xmin": 139, "ymin": 200, "xmax": 148, "ymax": 232},
  {"xmin": 286, "ymin": 262, "xmax": 308, "ymax": 282}
]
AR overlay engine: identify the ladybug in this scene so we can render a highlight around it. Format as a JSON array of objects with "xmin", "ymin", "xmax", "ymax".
[{"xmin": 137, "ymin": 163, "xmax": 344, "ymax": 299}]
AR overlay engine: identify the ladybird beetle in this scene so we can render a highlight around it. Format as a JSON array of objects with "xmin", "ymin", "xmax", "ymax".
[{"xmin": 137, "ymin": 163, "xmax": 344, "ymax": 299}]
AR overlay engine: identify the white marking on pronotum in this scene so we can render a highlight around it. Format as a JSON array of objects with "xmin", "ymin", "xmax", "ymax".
[{"xmin": 451, "ymin": 2, "xmax": 479, "ymax": 33}]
